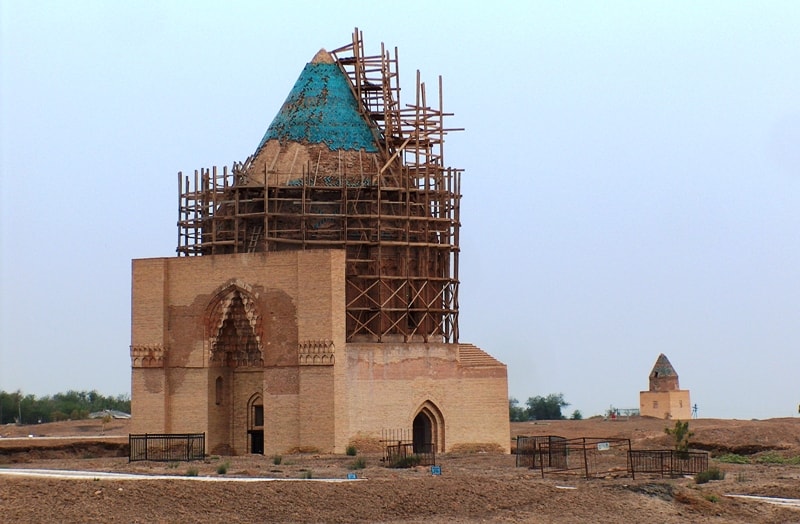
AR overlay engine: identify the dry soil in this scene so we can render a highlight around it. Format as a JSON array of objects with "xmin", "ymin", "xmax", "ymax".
[{"xmin": 1, "ymin": 417, "xmax": 799, "ymax": 523}]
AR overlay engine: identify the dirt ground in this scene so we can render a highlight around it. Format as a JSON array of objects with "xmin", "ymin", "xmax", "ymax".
[{"xmin": 1, "ymin": 417, "xmax": 800, "ymax": 523}]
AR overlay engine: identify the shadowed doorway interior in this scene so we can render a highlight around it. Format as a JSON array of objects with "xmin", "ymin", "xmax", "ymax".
[{"xmin": 248, "ymin": 398, "xmax": 264, "ymax": 454}]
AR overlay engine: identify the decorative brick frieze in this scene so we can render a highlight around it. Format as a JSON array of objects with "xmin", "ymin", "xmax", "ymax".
[
  {"xmin": 298, "ymin": 339, "xmax": 335, "ymax": 365},
  {"xmin": 130, "ymin": 344, "xmax": 167, "ymax": 368}
]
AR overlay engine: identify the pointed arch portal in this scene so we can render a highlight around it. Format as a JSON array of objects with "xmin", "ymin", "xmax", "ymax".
[
  {"xmin": 205, "ymin": 281, "xmax": 265, "ymax": 455},
  {"xmin": 412, "ymin": 401, "xmax": 444, "ymax": 454},
  {"xmin": 207, "ymin": 282, "xmax": 264, "ymax": 368},
  {"xmin": 247, "ymin": 393, "xmax": 264, "ymax": 455}
]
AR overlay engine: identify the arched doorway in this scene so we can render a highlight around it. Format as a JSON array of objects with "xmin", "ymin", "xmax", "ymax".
[
  {"xmin": 206, "ymin": 282, "xmax": 265, "ymax": 455},
  {"xmin": 412, "ymin": 412, "xmax": 432, "ymax": 453},
  {"xmin": 412, "ymin": 401, "xmax": 444, "ymax": 454},
  {"xmin": 247, "ymin": 393, "xmax": 264, "ymax": 455}
]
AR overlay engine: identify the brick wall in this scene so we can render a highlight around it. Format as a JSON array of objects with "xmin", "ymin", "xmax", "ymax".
[
  {"xmin": 640, "ymin": 390, "xmax": 691, "ymax": 420},
  {"xmin": 339, "ymin": 342, "xmax": 510, "ymax": 453},
  {"xmin": 131, "ymin": 251, "xmax": 345, "ymax": 453},
  {"xmin": 131, "ymin": 250, "xmax": 509, "ymax": 455}
]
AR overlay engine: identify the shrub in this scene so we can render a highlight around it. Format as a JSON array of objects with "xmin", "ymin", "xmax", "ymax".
[
  {"xmin": 186, "ymin": 467, "xmax": 199, "ymax": 477},
  {"xmin": 664, "ymin": 420, "xmax": 694, "ymax": 453},
  {"xmin": 345, "ymin": 445, "xmax": 357, "ymax": 456},
  {"xmin": 755, "ymin": 452, "xmax": 800, "ymax": 465},
  {"xmin": 349, "ymin": 457, "xmax": 366, "ymax": 470},
  {"xmin": 300, "ymin": 469, "xmax": 313, "ymax": 479},
  {"xmin": 272, "ymin": 455, "xmax": 282, "ymax": 465},
  {"xmin": 390, "ymin": 454, "xmax": 421, "ymax": 468},
  {"xmin": 216, "ymin": 462, "xmax": 229, "ymax": 475},
  {"xmin": 716, "ymin": 453, "xmax": 748, "ymax": 464},
  {"xmin": 695, "ymin": 467, "xmax": 725, "ymax": 484}
]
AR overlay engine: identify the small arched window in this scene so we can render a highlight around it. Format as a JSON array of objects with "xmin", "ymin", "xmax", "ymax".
[{"xmin": 215, "ymin": 376, "xmax": 223, "ymax": 405}]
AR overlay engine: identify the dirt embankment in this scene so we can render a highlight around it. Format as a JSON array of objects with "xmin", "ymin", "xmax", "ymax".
[{"xmin": 1, "ymin": 417, "xmax": 800, "ymax": 523}]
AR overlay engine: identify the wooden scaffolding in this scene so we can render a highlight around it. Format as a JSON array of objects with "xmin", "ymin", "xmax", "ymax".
[{"xmin": 177, "ymin": 29, "xmax": 462, "ymax": 344}]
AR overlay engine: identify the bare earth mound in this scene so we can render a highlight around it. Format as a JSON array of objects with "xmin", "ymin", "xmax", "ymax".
[{"xmin": 1, "ymin": 417, "xmax": 800, "ymax": 522}]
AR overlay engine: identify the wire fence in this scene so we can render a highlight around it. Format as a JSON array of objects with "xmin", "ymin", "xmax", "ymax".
[
  {"xmin": 516, "ymin": 436, "xmax": 631, "ymax": 478},
  {"xmin": 380, "ymin": 428, "xmax": 436, "ymax": 467},
  {"xmin": 628, "ymin": 450, "xmax": 709, "ymax": 478},
  {"xmin": 129, "ymin": 433, "xmax": 205, "ymax": 462},
  {"xmin": 515, "ymin": 435, "xmax": 566, "ymax": 468},
  {"xmin": 516, "ymin": 435, "xmax": 710, "ymax": 479}
]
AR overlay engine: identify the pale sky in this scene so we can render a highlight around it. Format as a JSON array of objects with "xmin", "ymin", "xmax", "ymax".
[{"xmin": 2, "ymin": 1, "xmax": 799, "ymax": 419}]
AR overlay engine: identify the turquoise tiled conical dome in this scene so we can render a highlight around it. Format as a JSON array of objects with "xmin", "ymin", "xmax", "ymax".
[{"xmin": 256, "ymin": 49, "xmax": 378, "ymax": 153}]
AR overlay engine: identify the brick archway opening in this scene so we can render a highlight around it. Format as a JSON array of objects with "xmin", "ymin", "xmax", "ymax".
[
  {"xmin": 247, "ymin": 393, "xmax": 264, "ymax": 455},
  {"xmin": 412, "ymin": 401, "xmax": 444, "ymax": 454}
]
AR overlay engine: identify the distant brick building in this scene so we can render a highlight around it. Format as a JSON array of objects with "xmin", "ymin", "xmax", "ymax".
[
  {"xmin": 639, "ymin": 353, "xmax": 691, "ymax": 420},
  {"xmin": 130, "ymin": 31, "xmax": 510, "ymax": 455}
]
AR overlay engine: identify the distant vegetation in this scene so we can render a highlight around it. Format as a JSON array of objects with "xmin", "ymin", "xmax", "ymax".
[
  {"xmin": 509, "ymin": 394, "xmax": 575, "ymax": 421},
  {"xmin": 0, "ymin": 390, "xmax": 130, "ymax": 425},
  {"xmin": 664, "ymin": 420, "xmax": 694, "ymax": 453}
]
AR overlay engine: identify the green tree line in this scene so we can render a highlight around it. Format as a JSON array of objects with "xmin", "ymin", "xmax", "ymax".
[
  {"xmin": 0, "ymin": 390, "xmax": 130, "ymax": 425},
  {"xmin": 509, "ymin": 393, "xmax": 582, "ymax": 421}
]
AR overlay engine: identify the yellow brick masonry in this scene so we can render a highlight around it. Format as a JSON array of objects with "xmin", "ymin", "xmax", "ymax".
[
  {"xmin": 131, "ymin": 249, "xmax": 509, "ymax": 454},
  {"xmin": 639, "ymin": 390, "xmax": 691, "ymax": 420}
]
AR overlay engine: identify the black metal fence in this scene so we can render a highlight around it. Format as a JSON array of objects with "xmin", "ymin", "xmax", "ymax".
[
  {"xmin": 382, "ymin": 441, "xmax": 436, "ymax": 468},
  {"xmin": 129, "ymin": 433, "xmax": 205, "ymax": 462},
  {"xmin": 628, "ymin": 450, "xmax": 709, "ymax": 478},
  {"xmin": 515, "ymin": 435, "xmax": 566, "ymax": 468},
  {"xmin": 517, "ymin": 436, "xmax": 632, "ymax": 479}
]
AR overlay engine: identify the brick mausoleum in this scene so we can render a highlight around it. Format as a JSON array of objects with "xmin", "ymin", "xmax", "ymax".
[
  {"xmin": 639, "ymin": 353, "xmax": 691, "ymax": 420},
  {"xmin": 130, "ymin": 30, "xmax": 510, "ymax": 455}
]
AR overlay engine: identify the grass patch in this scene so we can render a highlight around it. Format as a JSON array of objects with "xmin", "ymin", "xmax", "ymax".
[
  {"xmin": 348, "ymin": 457, "xmax": 366, "ymax": 470},
  {"xmin": 185, "ymin": 467, "xmax": 199, "ymax": 477},
  {"xmin": 755, "ymin": 452, "xmax": 800, "ymax": 465},
  {"xmin": 716, "ymin": 453, "xmax": 749, "ymax": 464},
  {"xmin": 389, "ymin": 454, "xmax": 421, "ymax": 468},
  {"xmin": 216, "ymin": 462, "xmax": 229, "ymax": 475},
  {"xmin": 167, "ymin": 462, "xmax": 180, "ymax": 469},
  {"xmin": 300, "ymin": 469, "xmax": 313, "ymax": 479},
  {"xmin": 345, "ymin": 445, "xmax": 357, "ymax": 456},
  {"xmin": 704, "ymin": 494, "xmax": 719, "ymax": 503},
  {"xmin": 695, "ymin": 467, "xmax": 725, "ymax": 484}
]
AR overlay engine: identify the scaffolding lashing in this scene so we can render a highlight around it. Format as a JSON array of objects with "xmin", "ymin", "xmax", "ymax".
[{"xmin": 177, "ymin": 28, "xmax": 462, "ymax": 344}]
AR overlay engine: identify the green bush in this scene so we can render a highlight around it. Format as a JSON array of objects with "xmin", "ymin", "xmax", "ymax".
[
  {"xmin": 755, "ymin": 452, "xmax": 800, "ymax": 465},
  {"xmin": 216, "ymin": 462, "xmax": 229, "ymax": 475},
  {"xmin": 349, "ymin": 457, "xmax": 366, "ymax": 470},
  {"xmin": 695, "ymin": 467, "xmax": 725, "ymax": 484},
  {"xmin": 390, "ymin": 454, "xmax": 421, "ymax": 469},
  {"xmin": 272, "ymin": 455, "xmax": 282, "ymax": 465},
  {"xmin": 186, "ymin": 467, "xmax": 199, "ymax": 477},
  {"xmin": 664, "ymin": 420, "xmax": 693, "ymax": 453},
  {"xmin": 716, "ymin": 453, "xmax": 748, "ymax": 464},
  {"xmin": 345, "ymin": 445, "xmax": 357, "ymax": 456}
]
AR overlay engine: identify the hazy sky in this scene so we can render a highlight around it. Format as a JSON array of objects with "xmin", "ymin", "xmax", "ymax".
[{"xmin": 2, "ymin": 2, "xmax": 799, "ymax": 419}]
